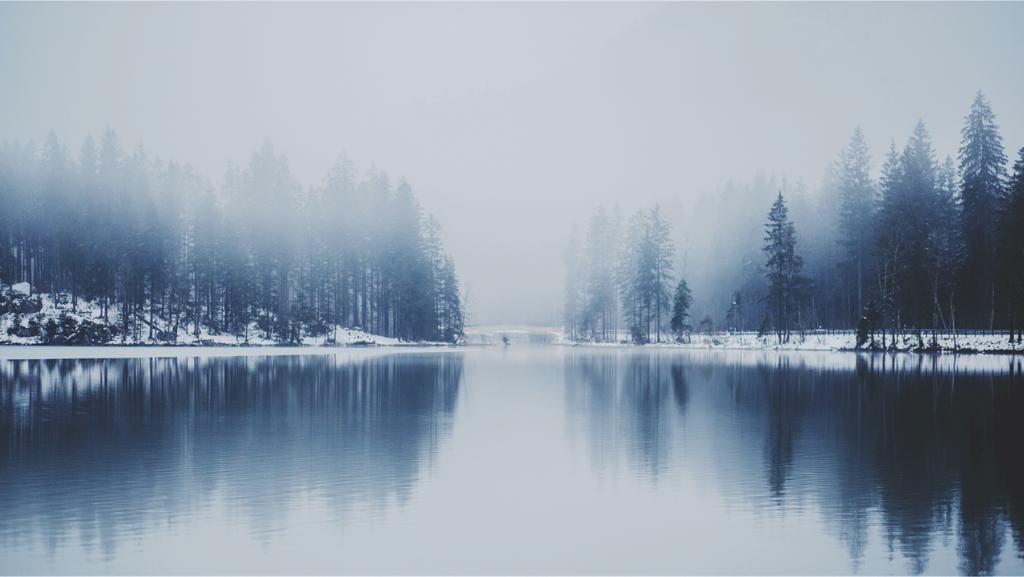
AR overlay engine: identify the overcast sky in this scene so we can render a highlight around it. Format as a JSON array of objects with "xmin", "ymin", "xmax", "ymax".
[{"xmin": 2, "ymin": 2, "xmax": 1022, "ymax": 325}]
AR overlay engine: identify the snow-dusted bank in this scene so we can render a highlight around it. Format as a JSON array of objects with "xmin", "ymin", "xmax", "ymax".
[
  {"xmin": 559, "ymin": 330, "xmax": 1024, "ymax": 354},
  {"xmin": 0, "ymin": 284, "xmax": 447, "ymax": 347}
]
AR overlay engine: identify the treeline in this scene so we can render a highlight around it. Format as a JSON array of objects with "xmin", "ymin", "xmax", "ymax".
[
  {"xmin": 564, "ymin": 205, "xmax": 682, "ymax": 344},
  {"xmin": 0, "ymin": 129, "xmax": 464, "ymax": 344},
  {"xmin": 563, "ymin": 195, "xmax": 797, "ymax": 345},
  {"xmin": 565, "ymin": 92, "xmax": 1024, "ymax": 346}
]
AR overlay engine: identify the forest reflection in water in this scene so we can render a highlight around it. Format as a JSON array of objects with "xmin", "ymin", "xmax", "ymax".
[
  {"xmin": 0, "ymin": 351, "xmax": 463, "ymax": 569},
  {"xmin": 0, "ymin": 347, "xmax": 1022, "ymax": 574},
  {"xmin": 564, "ymin": 349, "xmax": 1024, "ymax": 575}
]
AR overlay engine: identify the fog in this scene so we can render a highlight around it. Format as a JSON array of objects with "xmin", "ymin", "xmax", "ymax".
[{"xmin": 2, "ymin": 2, "xmax": 1022, "ymax": 326}]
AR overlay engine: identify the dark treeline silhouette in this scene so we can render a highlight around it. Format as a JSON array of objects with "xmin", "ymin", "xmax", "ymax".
[
  {"xmin": 564, "ymin": 349, "xmax": 1024, "ymax": 573},
  {"xmin": 564, "ymin": 92, "xmax": 1024, "ymax": 346},
  {"xmin": 0, "ymin": 129, "xmax": 464, "ymax": 344}
]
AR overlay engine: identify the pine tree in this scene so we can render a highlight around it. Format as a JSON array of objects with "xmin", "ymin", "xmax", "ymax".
[
  {"xmin": 875, "ymin": 141, "xmax": 903, "ymax": 341},
  {"xmin": 611, "ymin": 207, "xmax": 676, "ymax": 344},
  {"xmin": 618, "ymin": 211, "xmax": 648, "ymax": 343},
  {"xmin": 874, "ymin": 122, "xmax": 939, "ymax": 345},
  {"xmin": 647, "ymin": 206, "xmax": 675, "ymax": 342},
  {"xmin": 836, "ymin": 127, "xmax": 875, "ymax": 323},
  {"xmin": 899, "ymin": 120, "xmax": 940, "ymax": 343},
  {"xmin": 388, "ymin": 180, "xmax": 435, "ymax": 341},
  {"xmin": 670, "ymin": 278, "xmax": 693, "ymax": 342},
  {"xmin": 763, "ymin": 191, "xmax": 806, "ymax": 342},
  {"xmin": 439, "ymin": 255, "xmax": 464, "ymax": 343},
  {"xmin": 926, "ymin": 156, "xmax": 965, "ymax": 344},
  {"xmin": 423, "ymin": 216, "xmax": 446, "ymax": 340},
  {"xmin": 958, "ymin": 91, "xmax": 1008, "ymax": 328}
]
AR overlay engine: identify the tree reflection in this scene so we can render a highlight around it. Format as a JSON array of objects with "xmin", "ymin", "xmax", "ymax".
[
  {"xmin": 0, "ymin": 352, "xmax": 463, "ymax": 559},
  {"xmin": 564, "ymin": 350, "xmax": 689, "ymax": 479},
  {"xmin": 565, "ymin": 350, "xmax": 1024, "ymax": 574}
]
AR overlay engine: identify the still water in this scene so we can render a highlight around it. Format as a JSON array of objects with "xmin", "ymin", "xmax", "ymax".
[{"xmin": 1, "ymin": 346, "xmax": 1022, "ymax": 575}]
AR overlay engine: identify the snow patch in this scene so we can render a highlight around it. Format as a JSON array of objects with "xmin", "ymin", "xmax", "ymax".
[{"xmin": 0, "ymin": 286, "xmax": 436, "ymax": 348}]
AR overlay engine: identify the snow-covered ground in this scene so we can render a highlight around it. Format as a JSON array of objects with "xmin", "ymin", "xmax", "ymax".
[
  {"xmin": 559, "ymin": 330, "xmax": 1024, "ymax": 354},
  {"xmin": 0, "ymin": 285, "xmax": 432, "ymax": 348}
]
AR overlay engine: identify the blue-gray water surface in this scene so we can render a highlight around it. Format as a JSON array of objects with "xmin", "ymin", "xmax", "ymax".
[{"xmin": 1, "ymin": 346, "xmax": 1023, "ymax": 575}]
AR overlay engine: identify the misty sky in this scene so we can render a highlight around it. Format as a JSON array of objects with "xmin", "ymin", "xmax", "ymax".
[{"xmin": 2, "ymin": 2, "xmax": 1022, "ymax": 326}]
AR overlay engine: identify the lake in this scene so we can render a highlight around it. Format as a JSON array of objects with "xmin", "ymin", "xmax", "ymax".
[{"xmin": 1, "ymin": 346, "xmax": 1022, "ymax": 575}]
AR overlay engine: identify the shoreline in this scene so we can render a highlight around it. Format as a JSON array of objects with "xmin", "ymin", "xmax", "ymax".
[
  {"xmin": 0, "ymin": 340, "xmax": 454, "ymax": 348},
  {"xmin": 1, "ymin": 287, "xmax": 461, "ymax": 349},
  {"xmin": 558, "ymin": 330, "xmax": 1024, "ymax": 355},
  {"xmin": 560, "ymin": 342, "xmax": 1024, "ymax": 355},
  {"xmin": 0, "ymin": 343, "xmax": 462, "ymax": 361}
]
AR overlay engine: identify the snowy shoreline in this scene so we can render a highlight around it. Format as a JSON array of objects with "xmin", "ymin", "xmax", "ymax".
[
  {"xmin": 559, "ymin": 330, "xmax": 1024, "ymax": 355},
  {"xmin": 0, "ymin": 345, "xmax": 461, "ymax": 362},
  {"xmin": 1, "ymin": 284, "xmax": 451, "ymax": 349}
]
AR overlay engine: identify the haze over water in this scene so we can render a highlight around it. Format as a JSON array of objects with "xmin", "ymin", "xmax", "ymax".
[{"xmin": 1, "ymin": 347, "xmax": 1022, "ymax": 575}]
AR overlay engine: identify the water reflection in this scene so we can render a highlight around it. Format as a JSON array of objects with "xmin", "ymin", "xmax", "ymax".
[
  {"xmin": 0, "ymin": 352, "xmax": 463, "ymax": 563},
  {"xmin": 565, "ymin": 350, "xmax": 1024, "ymax": 574},
  {"xmin": 581, "ymin": 353, "xmax": 691, "ymax": 478},
  {"xmin": 2, "ymin": 348, "xmax": 1023, "ymax": 574}
]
